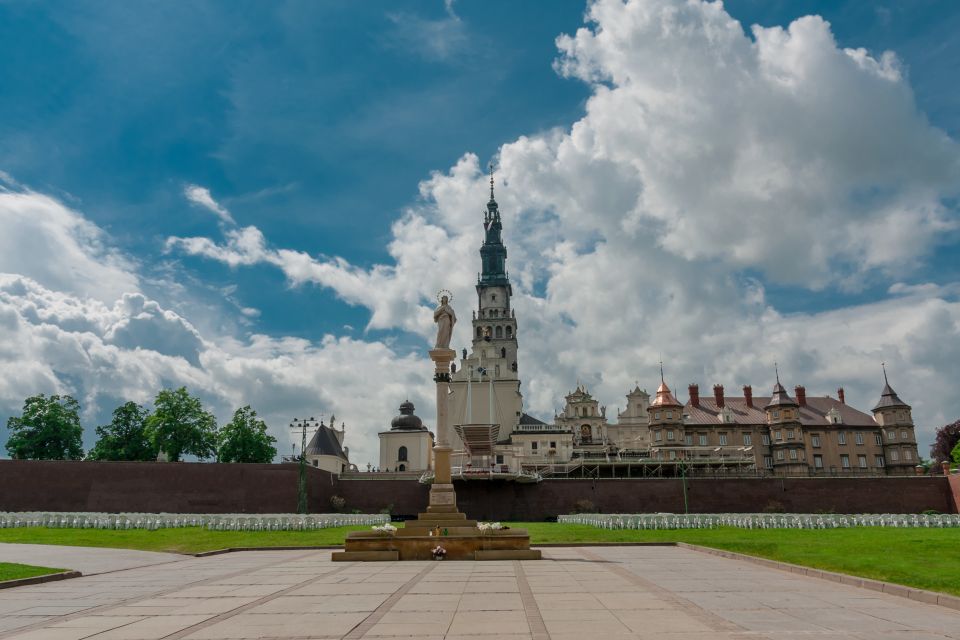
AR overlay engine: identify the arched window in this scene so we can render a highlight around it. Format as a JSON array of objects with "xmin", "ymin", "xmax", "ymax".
[
  {"xmin": 398, "ymin": 446, "xmax": 408, "ymax": 462},
  {"xmin": 477, "ymin": 326, "xmax": 483, "ymax": 338},
  {"xmin": 398, "ymin": 463, "xmax": 406, "ymax": 472},
  {"xmin": 500, "ymin": 347, "xmax": 506, "ymax": 358},
  {"xmin": 495, "ymin": 326, "xmax": 503, "ymax": 338},
  {"xmin": 506, "ymin": 326, "xmax": 512, "ymax": 338}
]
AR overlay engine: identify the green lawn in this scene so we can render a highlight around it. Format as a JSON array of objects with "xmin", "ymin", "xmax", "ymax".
[
  {"xmin": 0, "ymin": 523, "xmax": 957, "ymax": 596},
  {"xmin": 0, "ymin": 562, "xmax": 66, "ymax": 582}
]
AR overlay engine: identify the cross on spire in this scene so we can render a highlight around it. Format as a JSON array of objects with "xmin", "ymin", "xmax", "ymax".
[
  {"xmin": 775, "ymin": 361, "xmax": 780, "ymax": 384},
  {"xmin": 659, "ymin": 354, "xmax": 664, "ymax": 383},
  {"xmin": 882, "ymin": 361, "xmax": 888, "ymax": 385}
]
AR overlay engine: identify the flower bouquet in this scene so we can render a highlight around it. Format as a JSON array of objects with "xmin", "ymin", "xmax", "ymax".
[
  {"xmin": 372, "ymin": 523, "xmax": 398, "ymax": 535},
  {"xmin": 431, "ymin": 545, "xmax": 447, "ymax": 560}
]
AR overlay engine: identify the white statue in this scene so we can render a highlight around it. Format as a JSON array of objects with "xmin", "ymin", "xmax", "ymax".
[{"xmin": 433, "ymin": 293, "xmax": 456, "ymax": 349}]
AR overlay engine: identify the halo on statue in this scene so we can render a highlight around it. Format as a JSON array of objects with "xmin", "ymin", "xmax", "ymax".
[{"xmin": 436, "ymin": 289, "xmax": 454, "ymax": 304}]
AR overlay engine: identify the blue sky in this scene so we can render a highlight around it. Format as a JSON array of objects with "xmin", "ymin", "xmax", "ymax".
[{"xmin": 1, "ymin": 0, "xmax": 958, "ymax": 463}]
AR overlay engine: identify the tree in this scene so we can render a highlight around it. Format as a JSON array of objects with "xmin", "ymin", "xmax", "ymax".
[
  {"xmin": 145, "ymin": 387, "xmax": 217, "ymax": 462},
  {"xmin": 217, "ymin": 406, "xmax": 277, "ymax": 463},
  {"xmin": 951, "ymin": 440, "xmax": 960, "ymax": 467},
  {"xmin": 88, "ymin": 402, "xmax": 156, "ymax": 461},
  {"xmin": 930, "ymin": 419, "xmax": 960, "ymax": 464},
  {"xmin": 5, "ymin": 394, "xmax": 84, "ymax": 460}
]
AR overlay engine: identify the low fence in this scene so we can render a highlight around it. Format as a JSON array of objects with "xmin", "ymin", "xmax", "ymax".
[
  {"xmin": 559, "ymin": 513, "xmax": 960, "ymax": 530},
  {"xmin": 0, "ymin": 512, "xmax": 388, "ymax": 531}
]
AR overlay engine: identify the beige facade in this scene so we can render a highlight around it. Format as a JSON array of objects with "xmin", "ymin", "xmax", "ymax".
[{"xmin": 378, "ymin": 401, "xmax": 433, "ymax": 473}]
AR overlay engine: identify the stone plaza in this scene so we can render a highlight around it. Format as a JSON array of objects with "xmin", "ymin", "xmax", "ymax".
[{"xmin": 1, "ymin": 543, "xmax": 959, "ymax": 639}]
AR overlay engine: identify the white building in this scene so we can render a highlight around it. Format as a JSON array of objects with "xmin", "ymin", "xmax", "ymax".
[{"xmin": 378, "ymin": 401, "xmax": 433, "ymax": 473}]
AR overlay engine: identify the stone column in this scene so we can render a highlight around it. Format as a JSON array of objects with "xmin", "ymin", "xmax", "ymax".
[{"xmin": 428, "ymin": 348, "xmax": 458, "ymax": 513}]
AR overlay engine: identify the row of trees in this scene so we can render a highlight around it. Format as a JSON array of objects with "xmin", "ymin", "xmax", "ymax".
[{"xmin": 5, "ymin": 388, "xmax": 277, "ymax": 463}]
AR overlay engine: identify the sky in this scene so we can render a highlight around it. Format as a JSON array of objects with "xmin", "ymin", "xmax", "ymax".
[{"xmin": 1, "ymin": 0, "xmax": 958, "ymax": 467}]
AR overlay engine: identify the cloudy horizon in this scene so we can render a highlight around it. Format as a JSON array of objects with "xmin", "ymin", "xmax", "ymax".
[{"xmin": 1, "ymin": 0, "xmax": 958, "ymax": 466}]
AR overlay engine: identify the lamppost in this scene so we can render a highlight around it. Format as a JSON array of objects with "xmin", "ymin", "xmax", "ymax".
[{"xmin": 289, "ymin": 417, "xmax": 315, "ymax": 515}]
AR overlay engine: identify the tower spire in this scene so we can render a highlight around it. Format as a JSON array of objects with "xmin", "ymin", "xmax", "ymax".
[
  {"xmin": 775, "ymin": 361, "xmax": 780, "ymax": 384},
  {"xmin": 489, "ymin": 162, "xmax": 495, "ymax": 202},
  {"xmin": 881, "ymin": 361, "xmax": 888, "ymax": 385},
  {"xmin": 659, "ymin": 354, "xmax": 664, "ymax": 383}
]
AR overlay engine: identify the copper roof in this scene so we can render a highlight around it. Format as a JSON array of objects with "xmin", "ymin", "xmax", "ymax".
[
  {"xmin": 651, "ymin": 381, "xmax": 682, "ymax": 408},
  {"xmin": 684, "ymin": 396, "xmax": 876, "ymax": 428}
]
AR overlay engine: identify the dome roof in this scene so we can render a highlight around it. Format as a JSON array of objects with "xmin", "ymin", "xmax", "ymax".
[{"xmin": 391, "ymin": 400, "xmax": 425, "ymax": 431}]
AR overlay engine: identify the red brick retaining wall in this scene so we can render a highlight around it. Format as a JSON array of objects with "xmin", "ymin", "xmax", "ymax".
[{"xmin": 0, "ymin": 460, "xmax": 954, "ymax": 517}]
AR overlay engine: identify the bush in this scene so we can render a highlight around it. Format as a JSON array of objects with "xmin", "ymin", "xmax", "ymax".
[
  {"xmin": 762, "ymin": 500, "xmax": 786, "ymax": 513},
  {"xmin": 329, "ymin": 495, "xmax": 346, "ymax": 512},
  {"xmin": 572, "ymin": 499, "xmax": 597, "ymax": 514}
]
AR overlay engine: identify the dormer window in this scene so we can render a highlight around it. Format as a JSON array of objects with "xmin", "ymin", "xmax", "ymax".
[
  {"xmin": 719, "ymin": 407, "xmax": 734, "ymax": 424},
  {"xmin": 826, "ymin": 407, "xmax": 842, "ymax": 424}
]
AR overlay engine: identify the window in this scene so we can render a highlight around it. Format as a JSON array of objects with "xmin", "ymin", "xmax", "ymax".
[
  {"xmin": 904, "ymin": 449, "xmax": 913, "ymax": 461},
  {"xmin": 855, "ymin": 432, "xmax": 864, "ymax": 445},
  {"xmin": 764, "ymin": 456, "xmax": 773, "ymax": 468},
  {"xmin": 776, "ymin": 450, "xmax": 784, "ymax": 460},
  {"xmin": 531, "ymin": 442, "xmax": 538, "ymax": 451},
  {"xmin": 787, "ymin": 430, "xmax": 794, "ymax": 440},
  {"xmin": 550, "ymin": 441, "xmax": 556, "ymax": 449},
  {"xmin": 811, "ymin": 435, "xmax": 821, "ymax": 448},
  {"xmin": 858, "ymin": 455, "xmax": 867, "ymax": 469},
  {"xmin": 477, "ymin": 326, "xmax": 483, "ymax": 338},
  {"xmin": 685, "ymin": 434, "xmax": 693, "ymax": 446},
  {"xmin": 699, "ymin": 434, "xmax": 708, "ymax": 446},
  {"xmin": 743, "ymin": 433, "xmax": 752, "ymax": 446},
  {"xmin": 890, "ymin": 450, "xmax": 899, "ymax": 462},
  {"xmin": 495, "ymin": 326, "xmax": 503, "ymax": 339},
  {"xmin": 666, "ymin": 410, "xmax": 673, "ymax": 419},
  {"xmin": 667, "ymin": 430, "xmax": 675, "ymax": 441},
  {"xmin": 774, "ymin": 430, "xmax": 782, "ymax": 441},
  {"xmin": 495, "ymin": 454, "xmax": 504, "ymax": 464},
  {"xmin": 875, "ymin": 455, "xmax": 885, "ymax": 467},
  {"xmin": 875, "ymin": 433, "xmax": 882, "ymax": 445},
  {"xmin": 773, "ymin": 410, "xmax": 780, "ymax": 419},
  {"xmin": 838, "ymin": 432, "xmax": 846, "ymax": 445},
  {"xmin": 398, "ymin": 463, "xmax": 405, "ymax": 471},
  {"xmin": 790, "ymin": 449, "xmax": 798, "ymax": 460},
  {"xmin": 719, "ymin": 433, "xmax": 728, "ymax": 446},
  {"xmin": 762, "ymin": 434, "xmax": 770, "ymax": 445},
  {"xmin": 841, "ymin": 454, "xmax": 850, "ymax": 468},
  {"xmin": 398, "ymin": 446, "xmax": 408, "ymax": 462},
  {"xmin": 654, "ymin": 412, "xmax": 661, "ymax": 420},
  {"xmin": 655, "ymin": 431, "xmax": 662, "ymax": 442},
  {"xmin": 814, "ymin": 455, "xmax": 823, "ymax": 469},
  {"xmin": 887, "ymin": 430, "xmax": 896, "ymax": 440},
  {"xmin": 901, "ymin": 430, "xmax": 909, "ymax": 439},
  {"xmin": 669, "ymin": 450, "xmax": 677, "ymax": 460}
]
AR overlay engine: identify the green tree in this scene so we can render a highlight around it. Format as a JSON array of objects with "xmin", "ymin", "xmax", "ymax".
[
  {"xmin": 145, "ymin": 387, "xmax": 217, "ymax": 462},
  {"xmin": 951, "ymin": 440, "xmax": 960, "ymax": 467},
  {"xmin": 217, "ymin": 406, "xmax": 277, "ymax": 463},
  {"xmin": 88, "ymin": 401, "xmax": 156, "ymax": 461},
  {"xmin": 5, "ymin": 394, "xmax": 84, "ymax": 460}
]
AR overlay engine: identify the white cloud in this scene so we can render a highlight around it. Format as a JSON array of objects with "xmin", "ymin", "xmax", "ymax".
[
  {"xmin": 166, "ymin": 0, "xmax": 960, "ymax": 453},
  {"xmin": 0, "ymin": 189, "xmax": 139, "ymax": 303},
  {"xmin": 184, "ymin": 184, "xmax": 236, "ymax": 225}
]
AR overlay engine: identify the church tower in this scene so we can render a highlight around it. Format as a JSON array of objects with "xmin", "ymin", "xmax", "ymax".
[{"xmin": 447, "ymin": 168, "xmax": 524, "ymax": 456}]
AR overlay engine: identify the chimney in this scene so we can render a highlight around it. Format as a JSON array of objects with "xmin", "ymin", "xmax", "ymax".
[
  {"xmin": 795, "ymin": 385, "xmax": 807, "ymax": 407},
  {"xmin": 713, "ymin": 384, "xmax": 725, "ymax": 408},
  {"xmin": 688, "ymin": 384, "xmax": 700, "ymax": 408},
  {"xmin": 838, "ymin": 387, "xmax": 845, "ymax": 404},
  {"xmin": 743, "ymin": 385, "xmax": 753, "ymax": 408}
]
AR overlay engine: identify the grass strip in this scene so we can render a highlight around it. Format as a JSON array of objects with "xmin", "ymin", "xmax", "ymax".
[{"xmin": 0, "ymin": 562, "xmax": 67, "ymax": 582}]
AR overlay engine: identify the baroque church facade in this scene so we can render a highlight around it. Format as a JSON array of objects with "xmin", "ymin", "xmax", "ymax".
[{"xmin": 378, "ymin": 177, "xmax": 921, "ymax": 478}]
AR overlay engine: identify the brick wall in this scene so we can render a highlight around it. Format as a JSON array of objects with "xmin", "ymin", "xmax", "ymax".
[{"xmin": 0, "ymin": 460, "xmax": 954, "ymax": 517}]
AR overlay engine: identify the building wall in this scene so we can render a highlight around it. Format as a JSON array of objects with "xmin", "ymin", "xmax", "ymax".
[
  {"xmin": 378, "ymin": 431, "xmax": 432, "ymax": 472},
  {"xmin": 0, "ymin": 460, "xmax": 953, "ymax": 518}
]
